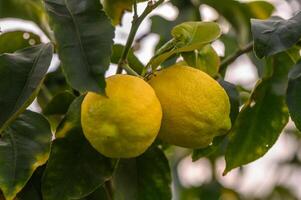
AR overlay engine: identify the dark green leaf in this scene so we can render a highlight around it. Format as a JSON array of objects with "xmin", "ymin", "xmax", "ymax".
[
  {"xmin": 202, "ymin": 0, "xmax": 274, "ymax": 43},
  {"xmin": 150, "ymin": 15, "xmax": 176, "ymax": 48},
  {"xmin": 113, "ymin": 147, "xmax": 172, "ymax": 200},
  {"xmin": 43, "ymin": 91, "xmax": 75, "ymax": 115},
  {"xmin": 0, "ymin": 111, "xmax": 52, "ymax": 200},
  {"xmin": 220, "ymin": 34, "xmax": 239, "ymax": 60},
  {"xmin": 42, "ymin": 68, "xmax": 70, "ymax": 94},
  {"xmin": 37, "ymin": 67, "xmax": 71, "ymax": 109},
  {"xmin": 16, "ymin": 166, "xmax": 46, "ymax": 200},
  {"xmin": 224, "ymin": 51, "xmax": 294, "ymax": 174},
  {"xmin": 219, "ymin": 33, "xmax": 241, "ymax": 76},
  {"xmin": 251, "ymin": 12, "xmax": 301, "ymax": 58},
  {"xmin": 42, "ymin": 96, "xmax": 114, "ymax": 200},
  {"xmin": 192, "ymin": 136, "xmax": 226, "ymax": 161},
  {"xmin": 44, "ymin": 0, "xmax": 115, "ymax": 93},
  {"xmin": 0, "ymin": 44, "xmax": 53, "ymax": 132},
  {"xmin": 170, "ymin": 0, "xmax": 194, "ymax": 9},
  {"xmin": 79, "ymin": 186, "xmax": 108, "ymax": 200},
  {"xmin": 218, "ymin": 79, "xmax": 240, "ymax": 124},
  {"xmin": 0, "ymin": 191, "xmax": 4, "ymax": 200},
  {"xmin": 0, "ymin": 31, "xmax": 41, "ymax": 54},
  {"xmin": 0, "ymin": 0, "xmax": 51, "ymax": 37},
  {"xmin": 111, "ymin": 44, "xmax": 144, "ymax": 74},
  {"xmin": 286, "ymin": 60, "xmax": 301, "ymax": 131}
]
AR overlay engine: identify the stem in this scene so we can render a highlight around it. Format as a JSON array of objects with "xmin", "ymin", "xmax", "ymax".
[
  {"xmin": 116, "ymin": 0, "xmax": 164, "ymax": 74},
  {"xmin": 193, "ymin": 2, "xmax": 202, "ymax": 20},
  {"xmin": 102, "ymin": 158, "xmax": 121, "ymax": 200},
  {"xmin": 220, "ymin": 42, "xmax": 254, "ymax": 72},
  {"xmin": 133, "ymin": 0, "xmax": 138, "ymax": 19},
  {"xmin": 104, "ymin": 180, "xmax": 114, "ymax": 200},
  {"xmin": 123, "ymin": 63, "xmax": 142, "ymax": 77},
  {"xmin": 41, "ymin": 83, "xmax": 52, "ymax": 102}
]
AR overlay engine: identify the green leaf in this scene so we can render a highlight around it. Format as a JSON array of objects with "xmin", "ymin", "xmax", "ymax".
[
  {"xmin": 246, "ymin": 1, "xmax": 275, "ymax": 19},
  {"xmin": 150, "ymin": 8, "xmax": 198, "ymax": 52},
  {"xmin": 0, "ymin": 44, "xmax": 53, "ymax": 132},
  {"xmin": 0, "ymin": 191, "xmax": 4, "ymax": 200},
  {"xmin": 113, "ymin": 147, "xmax": 172, "ymax": 200},
  {"xmin": 170, "ymin": 0, "xmax": 195, "ymax": 9},
  {"xmin": 224, "ymin": 51, "xmax": 295, "ymax": 174},
  {"xmin": 201, "ymin": 0, "xmax": 274, "ymax": 43},
  {"xmin": 286, "ymin": 60, "xmax": 301, "ymax": 131},
  {"xmin": 0, "ymin": 31, "xmax": 41, "ymax": 54},
  {"xmin": 148, "ymin": 21, "xmax": 221, "ymax": 69},
  {"xmin": 37, "ymin": 67, "xmax": 71, "ymax": 109},
  {"xmin": 192, "ymin": 136, "xmax": 226, "ymax": 161},
  {"xmin": 218, "ymin": 79, "xmax": 240, "ymax": 124},
  {"xmin": 16, "ymin": 166, "xmax": 45, "ymax": 200},
  {"xmin": 102, "ymin": 0, "xmax": 147, "ymax": 25},
  {"xmin": 42, "ymin": 96, "xmax": 114, "ymax": 200},
  {"xmin": 44, "ymin": 0, "xmax": 115, "ymax": 94},
  {"xmin": 220, "ymin": 34, "xmax": 239, "ymax": 60},
  {"xmin": 0, "ymin": 0, "xmax": 51, "ymax": 38},
  {"xmin": 182, "ymin": 45, "xmax": 220, "ymax": 77},
  {"xmin": 171, "ymin": 21, "xmax": 221, "ymax": 51},
  {"xmin": 111, "ymin": 44, "xmax": 144, "ymax": 74},
  {"xmin": 0, "ymin": 111, "xmax": 52, "ymax": 200},
  {"xmin": 251, "ymin": 12, "xmax": 301, "ymax": 58},
  {"xmin": 43, "ymin": 91, "xmax": 75, "ymax": 115},
  {"xmin": 79, "ymin": 186, "xmax": 108, "ymax": 200}
]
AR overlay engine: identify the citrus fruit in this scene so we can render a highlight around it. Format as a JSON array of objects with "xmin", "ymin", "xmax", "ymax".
[
  {"xmin": 81, "ymin": 74, "xmax": 162, "ymax": 158},
  {"xmin": 148, "ymin": 63, "xmax": 231, "ymax": 148}
]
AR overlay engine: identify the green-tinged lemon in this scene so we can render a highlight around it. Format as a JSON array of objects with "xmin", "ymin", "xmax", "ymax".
[{"xmin": 81, "ymin": 74, "xmax": 162, "ymax": 158}]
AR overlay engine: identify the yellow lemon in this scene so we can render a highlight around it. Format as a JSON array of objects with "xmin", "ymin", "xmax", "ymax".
[
  {"xmin": 81, "ymin": 74, "xmax": 162, "ymax": 158},
  {"xmin": 149, "ymin": 64, "xmax": 231, "ymax": 148}
]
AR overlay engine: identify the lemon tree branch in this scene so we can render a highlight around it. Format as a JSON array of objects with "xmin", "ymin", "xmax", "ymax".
[
  {"xmin": 220, "ymin": 42, "xmax": 254, "ymax": 72},
  {"xmin": 104, "ymin": 180, "xmax": 114, "ymax": 200},
  {"xmin": 116, "ymin": 0, "xmax": 165, "ymax": 75}
]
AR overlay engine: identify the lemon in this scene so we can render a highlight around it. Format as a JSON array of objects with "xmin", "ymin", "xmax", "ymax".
[
  {"xmin": 81, "ymin": 74, "xmax": 162, "ymax": 158},
  {"xmin": 149, "ymin": 64, "xmax": 231, "ymax": 148}
]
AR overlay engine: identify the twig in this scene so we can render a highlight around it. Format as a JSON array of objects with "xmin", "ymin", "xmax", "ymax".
[
  {"xmin": 41, "ymin": 83, "xmax": 53, "ymax": 103},
  {"xmin": 120, "ymin": 62, "xmax": 142, "ymax": 77},
  {"xmin": 104, "ymin": 180, "xmax": 114, "ymax": 200},
  {"xmin": 220, "ymin": 42, "xmax": 254, "ymax": 72},
  {"xmin": 116, "ymin": 0, "xmax": 164, "ymax": 74},
  {"xmin": 133, "ymin": 0, "xmax": 138, "ymax": 19}
]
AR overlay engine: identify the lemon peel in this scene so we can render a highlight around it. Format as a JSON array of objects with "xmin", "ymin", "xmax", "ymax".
[
  {"xmin": 149, "ymin": 64, "xmax": 231, "ymax": 148},
  {"xmin": 81, "ymin": 74, "xmax": 162, "ymax": 158}
]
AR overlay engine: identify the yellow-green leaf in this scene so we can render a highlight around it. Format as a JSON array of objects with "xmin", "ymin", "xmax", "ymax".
[
  {"xmin": 182, "ymin": 45, "xmax": 220, "ymax": 77},
  {"xmin": 247, "ymin": 1, "xmax": 275, "ymax": 20},
  {"xmin": 148, "ymin": 21, "xmax": 221, "ymax": 69},
  {"xmin": 102, "ymin": 0, "xmax": 147, "ymax": 25}
]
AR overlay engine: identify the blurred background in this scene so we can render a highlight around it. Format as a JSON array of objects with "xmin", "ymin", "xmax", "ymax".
[{"xmin": 1, "ymin": 0, "xmax": 301, "ymax": 199}]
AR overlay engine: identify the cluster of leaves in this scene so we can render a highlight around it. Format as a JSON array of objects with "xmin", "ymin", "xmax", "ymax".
[{"xmin": 0, "ymin": 0, "xmax": 301, "ymax": 199}]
